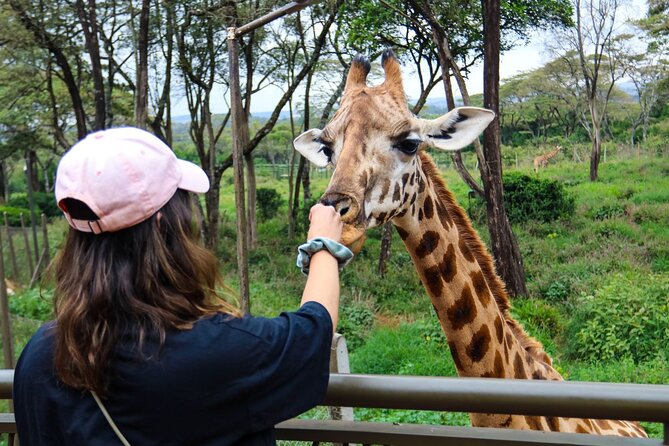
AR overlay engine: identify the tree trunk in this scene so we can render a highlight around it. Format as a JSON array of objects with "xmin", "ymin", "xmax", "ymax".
[
  {"xmin": 204, "ymin": 175, "xmax": 221, "ymax": 250},
  {"xmin": 134, "ymin": 0, "xmax": 150, "ymax": 129},
  {"xmin": 590, "ymin": 130, "xmax": 601, "ymax": 181},
  {"xmin": 0, "ymin": 162, "xmax": 6, "ymax": 203},
  {"xmin": 245, "ymin": 151, "xmax": 257, "ymax": 249},
  {"xmin": 75, "ymin": 0, "xmax": 106, "ymax": 131},
  {"xmin": 481, "ymin": 0, "xmax": 528, "ymax": 297}
]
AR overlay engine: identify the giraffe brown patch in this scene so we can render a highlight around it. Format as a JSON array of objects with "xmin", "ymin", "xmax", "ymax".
[
  {"xmin": 582, "ymin": 418, "xmax": 594, "ymax": 430},
  {"xmin": 459, "ymin": 237, "xmax": 476, "ymax": 263},
  {"xmin": 393, "ymin": 183, "xmax": 401, "ymax": 201},
  {"xmin": 617, "ymin": 428, "xmax": 632, "ymax": 437},
  {"xmin": 410, "ymin": 192, "xmax": 417, "ymax": 206},
  {"xmin": 514, "ymin": 352, "xmax": 528, "ymax": 379},
  {"xmin": 401, "ymin": 173, "xmax": 410, "ymax": 186},
  {"xmin": 378, "ymin": 179, "xmax": 391, "ymax": 204},
  {"xmin": 470, "ymin": 270, "xmax": 490, "ymax": 307},
  {"xmin": 524, "ymin": 416, "xmax": 544, "ymax": 431},
  {"xmin": 504, "ymin": 332, "xmax": 513, "ymax": 362},
  {"xmin": 446, "ymin": 283, "xmax": 477, "ymax": 330},
  {"xmin": 493, "ymin": 315, "xmax": 504, "ymax": 344},
  {"xmin": 440, "ymin": 244, "xmax": 458, "ymax": 283},
  {"xmin": 532, "ymin": 370, "xmax": 547, "ymax": 380},
  {"xmin": 423, "ymin": 195, "xmax": 434, "ymax": 219},
  {"xmin": 418, "ymin": 208, "xmax": 424, "ymax": 221},
  {"xmin": 409, "ymin": 172, "xmax": 415, "ymax": 185},
  {"xmin": 448, "ymin": 341, "xmax": 464, "ymax": 371},
  {"xmin": 435, "ymin": 201, "xmax": 452, "ymax": 229},
  {"xmin": 415, "ymin": 230, "xmax": 440, "ymax": 258},
  {"xmin": 424, "ymin": 265, "xmax": 444, "ymax": 297},
  {"xmin": 358, "ymin": 170, "xmax": 369, "ymax": 189},
  {"xmin": 376, "ymin": 212, "xmax": 387, "ymax": 223},
  {"xmin": 546, "ymin": 417, "xmax": 560, "ymax": 432},
  {"xmin": 395, "ymin": 226, "xmax": 409, "ymax": 240},
  {"xmin": 500, "ymin": 415, "xmax": 513, "ymax": 427},
  {"xmin": 597, "ymin": 420, "xmax": 612, "ymax": 430},
  {"xmin": 466, "ymin": 325, "xmax": 491, "ymax": 363},
  {"xmin": 418, "ymin": 175, "xmax": 425, "ymax": 193},
  {"xmin": 493, "ymin": 350, "xmax": 504, "ymax": 377},
  {"xmin": 576, "ymin": 424, "xmax": 589, "ymax": 433},
  {"xmin": 403, "ymin": 192, "xmax": 409, "ymax": 202}
]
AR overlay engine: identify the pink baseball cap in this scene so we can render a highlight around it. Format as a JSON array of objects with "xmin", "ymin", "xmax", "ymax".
[{"xmin": 55, "ymin": 127, "xmax": 210, "ymax": 234}]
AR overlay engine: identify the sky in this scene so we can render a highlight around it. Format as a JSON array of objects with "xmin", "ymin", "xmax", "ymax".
[{"xmin": 171, "ymin": 0, "xmax": 647, "ymax": 116}]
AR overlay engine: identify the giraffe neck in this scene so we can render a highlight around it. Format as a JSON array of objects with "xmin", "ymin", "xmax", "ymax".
[
  {"xmin": 393, "ymin": 152, "xmax": 558, "ymax": 382},
  {"xmin": 545, "ymin": 148, "xmax": 560, "ymax": 160}
]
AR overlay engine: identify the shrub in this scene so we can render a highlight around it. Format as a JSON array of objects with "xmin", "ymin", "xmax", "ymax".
[
  {"xmin": 256, "ymin": 188, "xmax": 283, "ymax": 221},
  {"xmin": 502, "ymin": 173, "xmax": 575, "ymax": 223},
  {"xmin": 0, "ymin": 206, "xmax": 32, "ymax": 226},
  {"xmin": 10, "ymin": 288, "xmax": 53, "ymax": 321},
  {"xmin": 9, "ymin": 192, "xmax": 60, "ymax": 218},
  {"xmin": 566, "ymin": 273, "xmax": 669, "ymax": 363},
  {"xmin": 338, "ymin": 303, "xmax": 375, "ymax": 351},
  {"xmin": 591, "ymin": 203, "xmax": 625, "ymax": 220}
]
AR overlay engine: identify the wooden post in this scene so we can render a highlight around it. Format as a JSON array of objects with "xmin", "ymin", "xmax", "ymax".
[
  {"xmin": 0, "ymin": 228, "xmax": 14, "ymax": 369},
  {"xmin": 227, "ymin": 27, "xmax": 250, "ymax": 315},
  {"xmin": 20, "ymin": 213, "xmax": 34, "ymax": 278},
  {"xmin": 4, "ymin": 213, "xmax": 19, "ymax": 281},
  {"xmin": 328, "ymin": 333, "xmax": 354, "ymax": 424},
  {"xmin": 41, "ymin": 214, "xmax": 50, "ymax": 267}
]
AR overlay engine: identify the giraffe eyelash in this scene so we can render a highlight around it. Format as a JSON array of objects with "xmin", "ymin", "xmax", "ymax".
[{"xmin": 318, "ymin": 145, "xmax": 333, "ymax": 163}]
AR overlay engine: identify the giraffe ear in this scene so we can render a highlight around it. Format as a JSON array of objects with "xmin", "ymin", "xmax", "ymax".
[
  {"xmin": 293, "ymin": 128, "xmax": 330, "ymax": 167},
  {"xmin": 421, "ymin": 107, "xmax": 495, "ymax": 151}
]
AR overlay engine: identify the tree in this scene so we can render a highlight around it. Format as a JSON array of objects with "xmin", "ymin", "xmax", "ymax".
[
  {"xmin": 481, "ymin": 0, "xmax": 529, "ymax": 296},
  {"xmin": 551, "ymin": 0, "xmax": 630, "ymax": 180}
]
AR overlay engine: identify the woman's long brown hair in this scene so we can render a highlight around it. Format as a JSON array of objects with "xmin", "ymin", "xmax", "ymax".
[{"xmin": 52, "ymin": 190, "xmax": 239, "ymax": 396}]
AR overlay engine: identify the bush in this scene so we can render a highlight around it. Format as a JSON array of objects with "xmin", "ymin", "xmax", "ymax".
[
  {"xmin": 338, "ymin": 303, "xmax": 375, "ymax": 351},
  {"xmin": 256, "ymin": 188, "xmax": 283, "ymax": 221},
  {"xmin": 591, "ymin": 203, "xmax": 625, "ymax": 220},
  {"xmin": 9, "ymin": 192, "xmax": 60, "ymax": 218},
  {"xmin": 566, "ymin": 273, "xmax": 669, "ymax": 363},
  {"xmin": 10, "ymin": 288, "xmax": 53, "ymax": 321},
  {"xmin": 0, "ymin": 206, "xmax": 32, "ymax": 226},
  {"xmin": 503, "ymin": 173, "xmax": 576, "ymax": 223}
]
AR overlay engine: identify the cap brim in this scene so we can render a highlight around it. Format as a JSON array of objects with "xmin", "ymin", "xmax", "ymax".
[{"xmin": 177, "ymin": 159, "xmax": 210, "ymax": 193}]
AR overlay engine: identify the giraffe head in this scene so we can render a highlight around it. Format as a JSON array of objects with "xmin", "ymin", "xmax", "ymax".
[{"xmin": 294, "ymin": 49, "xmax": 494, "ymax": 252}]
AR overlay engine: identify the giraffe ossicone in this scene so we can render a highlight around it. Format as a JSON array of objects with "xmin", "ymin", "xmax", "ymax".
[{"xmin": 293, "ymin": 49, "xmax": 646, "ymax": 438}]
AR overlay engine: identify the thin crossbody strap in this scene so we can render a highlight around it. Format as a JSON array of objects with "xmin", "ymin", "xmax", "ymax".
[{"xmin": 91, "ymin": 391, "xmax": 132, "ymax": 446}]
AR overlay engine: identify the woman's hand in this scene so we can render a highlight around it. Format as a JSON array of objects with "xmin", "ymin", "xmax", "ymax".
[{"xmin": 307, "ymin": 203, "xmax": 342, "ymax": 242}]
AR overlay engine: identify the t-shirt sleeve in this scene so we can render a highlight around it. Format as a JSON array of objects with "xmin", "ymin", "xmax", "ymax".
[{"xmin": 246, "ymin": 301, "xmax": 333, "ymax": 430}]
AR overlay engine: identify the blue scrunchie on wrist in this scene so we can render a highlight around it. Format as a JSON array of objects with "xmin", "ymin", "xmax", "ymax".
[{"xmin": 296, "ymin": 237, "xmax": 354, "ymax": 275}]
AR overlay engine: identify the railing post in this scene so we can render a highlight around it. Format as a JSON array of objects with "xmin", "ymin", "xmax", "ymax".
[
  {"xmin": 663, "ymin": 421, "xmax": 668, "ymax": 445},
  {"xmin": 328, "ymin": 333, "xmax": 353, "ymax": 421}
]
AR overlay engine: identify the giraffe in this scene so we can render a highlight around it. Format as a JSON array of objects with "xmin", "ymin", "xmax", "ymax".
[
  {"xmin": 294, "ymin": 49, "xmax": 646, "ymax": 437},
  {"xmin": 533, "ymin": 145, "xmax": 562, "ymax": 173}
]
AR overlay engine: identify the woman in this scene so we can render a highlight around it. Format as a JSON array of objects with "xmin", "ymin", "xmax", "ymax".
[{"xmin": 13, "ymin": 127, "xmax": 350, "ymax": 445}]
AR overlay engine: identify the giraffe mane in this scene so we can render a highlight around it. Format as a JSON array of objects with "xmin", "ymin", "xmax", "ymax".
[{"xmin": 419, "ymin": 151, "xmax": 552, "ymax": 366}]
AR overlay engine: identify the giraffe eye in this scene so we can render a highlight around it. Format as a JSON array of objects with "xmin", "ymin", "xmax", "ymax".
[{"xmin": 394, "ymin": 138, "xmax": 421, "ymax": 155}]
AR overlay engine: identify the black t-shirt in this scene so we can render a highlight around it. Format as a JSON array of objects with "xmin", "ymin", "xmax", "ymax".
[{"xmin": 14, "ymin": 301, "xmax": 332, "ymax": 445}]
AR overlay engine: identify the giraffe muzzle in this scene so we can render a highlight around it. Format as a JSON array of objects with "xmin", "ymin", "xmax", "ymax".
[{"xmin": 320, "ymin": 192, "xmax": 367, "ymax": 254}]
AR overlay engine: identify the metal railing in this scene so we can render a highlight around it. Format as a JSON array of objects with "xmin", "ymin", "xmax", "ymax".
[{"xmin": 1, "ymin": 370, "xmax": 668, "ymax": 445}]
